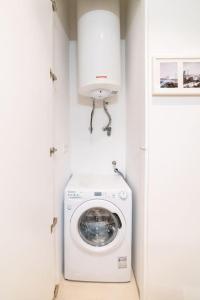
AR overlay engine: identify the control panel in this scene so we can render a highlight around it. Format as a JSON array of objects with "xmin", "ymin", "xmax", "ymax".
[
  {"xmin": 67, "ymin": 190, "xmax": 128, "ymax": 200},
  {"xmin": 67, "ymin": 191, "xmax": 105, "ymax": 199},
  {"xmin": 67, "ymin": 191, "xmax": 81, "ymax": 199}
]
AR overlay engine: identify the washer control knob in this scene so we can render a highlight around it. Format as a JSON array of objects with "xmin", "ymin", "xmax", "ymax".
[{"xmin": 119, "ymin": 191, "xmax": 127, "ymax": 200}]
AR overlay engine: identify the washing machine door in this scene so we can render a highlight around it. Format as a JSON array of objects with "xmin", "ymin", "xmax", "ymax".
[{"xmin": 70, "ymin": 200, "xmax": 126, "ymax": 254}]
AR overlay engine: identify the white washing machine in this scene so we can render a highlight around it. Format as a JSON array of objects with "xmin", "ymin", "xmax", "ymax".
[{"xmin": 64, "ymin": 174, "xmax": 132, "ymax": 282}]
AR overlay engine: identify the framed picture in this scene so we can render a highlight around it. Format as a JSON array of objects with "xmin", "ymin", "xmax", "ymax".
[{"xmin": 153, "ymin": 57, "xmax": 200, "ymax": 95}]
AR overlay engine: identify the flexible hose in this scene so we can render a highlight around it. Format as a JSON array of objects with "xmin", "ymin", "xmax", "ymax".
[
  {"xmin": 114, "ymin": 168, "xmax": 126, "ymax": 180},
  {"xmin": 103, "ymin": 100, "xmax": 112, "ymax": 136},
  {"xmin": 89, "ymin": 99, "xmax": 95, "ymax": 134},
  {"xmin": 112, "ymin": 161, "xmax": 126, "ymax": 181}
]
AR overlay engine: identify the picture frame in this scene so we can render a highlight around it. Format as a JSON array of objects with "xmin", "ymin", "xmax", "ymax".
[{"xmin": 152, "ymin": 57, "xmax": 200, "ymax": 96}]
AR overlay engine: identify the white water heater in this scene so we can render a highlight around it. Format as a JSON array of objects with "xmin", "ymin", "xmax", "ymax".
[{"xmin": 77, "ymin": 0, "xmax": 121, "ymax": 100}]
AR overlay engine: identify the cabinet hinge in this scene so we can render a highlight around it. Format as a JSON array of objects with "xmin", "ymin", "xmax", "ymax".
[
  {"xmin": 51, "ymin": 217, "xmax": 58, "ymax": 234},
  {"xmin": 50, "ymin": 147, "xmax": 58, "ymax": 157},
  {"xmin": 50, "ymin": 0, "xmax": 57, "ymax": 12},
  {"xmin": 50, "ymin": 69, "xmax": 57, "ymax": 82},
  {"xmin": 53, "ymin": 284, "xmax": 59, "ymax": 299}
]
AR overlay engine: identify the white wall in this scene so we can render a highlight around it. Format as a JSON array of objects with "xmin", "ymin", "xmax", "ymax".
[
  {"xmin": 69, "ymin": 41, "xmax": 126, "ymax": 175},
  {"xmin": 147, "ymin": 1, "xmax": 200, "ymax": 299},
  {"xmin": 126, "ymin": 0, "xmax": 146, "ymax": 298}
]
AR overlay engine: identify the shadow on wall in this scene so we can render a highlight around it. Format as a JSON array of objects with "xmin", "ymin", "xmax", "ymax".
[{"xmin": 56, "ymin": 0, "xmax": 70, "ymax": 36}]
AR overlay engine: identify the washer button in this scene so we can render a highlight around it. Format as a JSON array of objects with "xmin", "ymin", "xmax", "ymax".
[{"xmin": 119, "ymin": 191, "xmax": 127, "ymax": 200}]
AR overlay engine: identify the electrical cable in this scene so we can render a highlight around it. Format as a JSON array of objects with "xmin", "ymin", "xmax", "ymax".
[
  {"xmin": 89, "ymin": 98, "xmax": 95, "ymax": 134},
  {"xmin": 102, "ymin": 100, "xmax": 112, "ymax": 136}
]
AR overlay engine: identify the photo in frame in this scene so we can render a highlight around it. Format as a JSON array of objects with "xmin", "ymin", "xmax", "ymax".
[{"xmin": 153, "ymin": 57, "xmax": 200, "ymax": 95}]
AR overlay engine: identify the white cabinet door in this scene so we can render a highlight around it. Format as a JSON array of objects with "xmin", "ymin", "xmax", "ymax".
[
  {"xmin": 0, "ymin": 1, "xmax": 55, "ymax": 299},
  {"xmin": 52, "ymin": 9, "xmax": 71, "ymax": 281}
]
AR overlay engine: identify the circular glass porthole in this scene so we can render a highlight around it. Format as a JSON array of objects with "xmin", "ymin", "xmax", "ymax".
[{"xmin": 78, "ymin": 207, "xmax": 121, "ymax": 247}]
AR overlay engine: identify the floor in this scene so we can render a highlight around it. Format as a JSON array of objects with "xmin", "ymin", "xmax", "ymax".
[{"xmin": 57, "ymin": 272, "xmax": 139, "ymax": 300}]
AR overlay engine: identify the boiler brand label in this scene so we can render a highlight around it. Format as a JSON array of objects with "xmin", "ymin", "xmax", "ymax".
[{"xmin": 96, "ymin": 75, "xmax": 108, "ymax": 79}]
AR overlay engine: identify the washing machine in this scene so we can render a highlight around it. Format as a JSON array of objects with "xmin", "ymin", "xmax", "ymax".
[{"xmin": 64, "ymin": 174, "xmax": 132, "ymax": 283}]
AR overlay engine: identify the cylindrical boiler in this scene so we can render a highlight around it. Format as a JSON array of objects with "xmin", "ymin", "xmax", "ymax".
[{"xmin": 77, "ymin": 0, "xmax": 121, "ymax": 100}]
